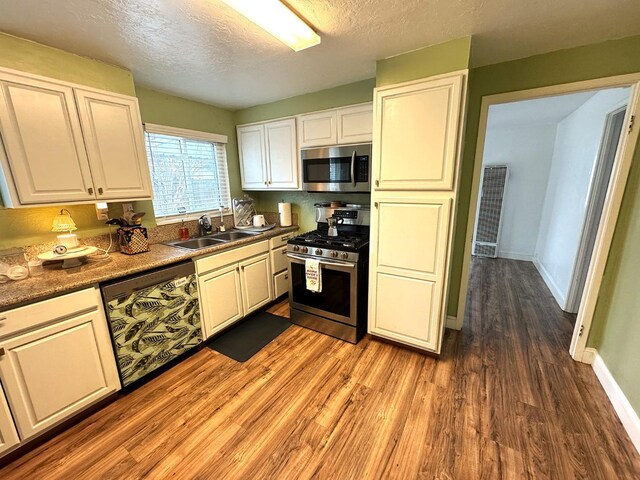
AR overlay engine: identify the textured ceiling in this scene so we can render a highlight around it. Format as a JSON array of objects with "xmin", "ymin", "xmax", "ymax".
[{"xmin": 0, "ymin": 0, "xmax": 639, "ymax": 109}]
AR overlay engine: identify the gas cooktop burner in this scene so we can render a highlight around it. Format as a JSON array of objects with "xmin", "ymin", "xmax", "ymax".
[{"xmin": 290, "ymin": 230, "xmax": 369, "ymax": 250}]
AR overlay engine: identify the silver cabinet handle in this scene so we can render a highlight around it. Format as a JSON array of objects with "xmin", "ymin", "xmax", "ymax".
[
  {"xmin": 98, "ymin": 187, "xmax": 104, "ymax": 195},
  {"xmin": 88, "ymin": 187, "xmax": 94, "ymax": 195},
  {"xmin": 281, "ymin": 249, "xmax": 287, "ymax": 255},
  {"xmin": 375, "ymin": 180, "xmax": 379, "ymax": 187},
  {"xmin": 0, "ymin": 347, "xmax": 5, "ymax": 357},
  {"xmin": 281, "ymin": 235, "xmax": 290, "ymax": 241},
  {"xmin": 350, "ymin": 150, "xmax": 356, "ymax": 187},
  {"xmin": 0, "ymin": 316, "xmax": 6, "ymax": 322}
]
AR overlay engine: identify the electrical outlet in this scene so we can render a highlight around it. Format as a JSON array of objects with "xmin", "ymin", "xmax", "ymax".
[
  {"xmin": 122, "ymin": 203, "xmax": 134, "ymax": 215},
  {"xmin": 96, "ymin": 202, "xmax": 109, "ymax": 220}
]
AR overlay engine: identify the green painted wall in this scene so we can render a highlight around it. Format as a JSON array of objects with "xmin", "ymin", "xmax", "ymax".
[
  {"xmin": 0, "ymin": 33, "xmax": 134, "ymax": 96},
  {"xmin": 234, "ymin": 78, "xmax": 375, "ymax": 125},
  {"xmin": 0, "ymin": 33, "xmax": 137, "ymax": 249},
  {"xmin": 376, "ymin": 37, "xmax": 472, "ymax": 87},
  {"xmin": 234, "ymin": 79, "xmax": 376, "ymax": 228},
  {"xmin": 452, "ymin": 35, "xmax": 640, "ymax": 415}
]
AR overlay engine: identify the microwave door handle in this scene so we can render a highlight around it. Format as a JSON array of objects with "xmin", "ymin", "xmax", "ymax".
[{"xmin": 350, "ymin": 150, "xmax": 356, "ymax": 187}]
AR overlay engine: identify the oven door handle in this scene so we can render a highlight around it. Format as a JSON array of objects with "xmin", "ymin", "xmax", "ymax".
[
  {"xmin": 350, "ymin": 150, "xmax": 356, "ymax": 187},
  {"xmin": 286, "ymin": 253, "xmax": 356, "ymax": 268}
]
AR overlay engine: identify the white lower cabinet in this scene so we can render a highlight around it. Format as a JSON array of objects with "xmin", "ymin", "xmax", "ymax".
[
  {"xmin": 273, "ymin": 270, "xmax": 289, "ymax": 298},
  {"xmin": 0, "ymin": 288, "xmax": 120, "ymax": 455},
  {"xmin": 0, "ymin": 383, "xmax": 19, "ymax": 456},
  {"xmin": 240, "ymin": 253, "xmax": 273, "ymax": 315},
  {"xmin": 199, "ymin": 264, "xmax": 244, "ymax": 338},
  {"xmin": 197, "ymin": 241, "xmax": 274, "ymax": 340}
]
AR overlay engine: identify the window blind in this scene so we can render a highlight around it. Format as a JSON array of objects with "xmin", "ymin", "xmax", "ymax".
[{"xmin": 144, "ymin": 127, "xmax": 231, "ymax": 221}]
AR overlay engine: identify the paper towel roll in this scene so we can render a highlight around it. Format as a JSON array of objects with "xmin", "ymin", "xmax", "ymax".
[{"xmin": 278, "ymin": 202, "xmax": 292, "ymax": 227}]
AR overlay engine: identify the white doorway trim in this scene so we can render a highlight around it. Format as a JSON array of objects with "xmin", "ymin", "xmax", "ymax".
[{"xmin": 456, "ymin": 73, "xmax": 640, "ymax": 363}]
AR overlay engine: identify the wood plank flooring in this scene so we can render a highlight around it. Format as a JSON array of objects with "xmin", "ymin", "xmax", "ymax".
[{"xmin": 1, "ymin": 258, "xmax": 639, "ymax": 479}]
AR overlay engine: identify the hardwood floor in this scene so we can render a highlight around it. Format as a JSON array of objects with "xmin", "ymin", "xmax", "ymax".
[{"xmin": 1, "ymin": 258, "xmax": 639, "ymax": 479}]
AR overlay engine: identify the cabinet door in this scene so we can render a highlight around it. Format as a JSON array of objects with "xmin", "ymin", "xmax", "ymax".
[
  {"xmin": 298, "ymin": 110, "xmax": 337, "ymax": 148},
  {"xmin": 199, "ymin": 264, "xmax": 244, "ymax": 339},
  {"xmin": 75, "ymin": 89, "xmax": 152, "ymax": 200},
  {"xmin": 265, "ymin": 118, "xmax": 299, "ymax": 189},
  {"xmin": 240, "ymin": 253, "xmax": 273, "ymax": 315},
  {"xmin": 238, "ymin": 124, "xmax": 268, "ymax": 189},
  {"xmin": 0, "ymin": 74, "xmax": 95, "ymax": 204},
  {"xmin": 0, "ymin": 383, "xmax": 19, "ymax": 457},
  {"xmin": 273, "ymin": 270, "xmax": 289, "ymax": 299},
  {"xmin": 0, "ymin": 310, "xmax": 120, "ymax": 440},
  {"xmin": 374, "ymin": 74, "xmax": 463, "ymax": 191},
  {"xmin": 368, "ymin": 197, "xmax": 452, "ymax": 353},
  {"xmin": 337, "ymin": 104, "xmax": 373, "ymax": 144}
]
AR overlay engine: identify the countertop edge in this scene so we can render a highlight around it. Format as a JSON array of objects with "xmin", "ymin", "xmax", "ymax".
[{"xmin": 0, "ymin": 226, "xmax": 299, "ymax": 311}]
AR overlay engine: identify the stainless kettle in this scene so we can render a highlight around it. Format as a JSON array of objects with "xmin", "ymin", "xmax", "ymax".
[{"xmin": 327, "ymin": 216, "xmax": 344, "ymax": 237}]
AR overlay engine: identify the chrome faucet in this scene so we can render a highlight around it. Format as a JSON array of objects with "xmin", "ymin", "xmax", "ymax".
[{"xmin": 198, "ymin": 214, "xmax": 212, "ymax": 236}]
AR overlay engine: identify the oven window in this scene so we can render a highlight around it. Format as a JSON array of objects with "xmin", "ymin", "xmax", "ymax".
[
  {"xmin": 304, "ymin": 158, "xmax": 352, "ymax": 183},
  {"xmin": 291, "ymin": 262, "xmax": 351, "ymax": 319}
]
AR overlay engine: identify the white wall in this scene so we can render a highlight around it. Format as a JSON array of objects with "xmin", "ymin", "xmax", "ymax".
[
  {"xmin": 482, "ymin": 124, "xmax": 557, "ymax": 260},
  {"xmin": 534, "ymin": 88, "xmax": 631, "ymax": 310}
]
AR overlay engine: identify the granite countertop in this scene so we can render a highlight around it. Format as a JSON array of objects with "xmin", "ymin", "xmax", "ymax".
[{"xmin": 0, "ymin": 226, "xmax": 299, "ymax": 311}]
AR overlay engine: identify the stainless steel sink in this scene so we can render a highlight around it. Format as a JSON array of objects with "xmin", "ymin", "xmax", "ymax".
[
  {"xmin": 165, "ymin": 237, "xmax": 225, "ymax": 250},
  {"xmin": 210, "ymin": 230, "xmax": 259, "ymax": 242},
  {"xmin": 164, "ymin": 230, "xmax": 260, "ymax": 250}
]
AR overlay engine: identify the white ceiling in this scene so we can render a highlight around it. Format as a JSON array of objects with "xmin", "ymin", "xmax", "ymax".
[
  {"xmin": 487, "ymin": 91, "xmax": 602, "ymax": 130},
  {"xmin": 0, "ymin": 0, "xmax": 639, "ymax": 109}
]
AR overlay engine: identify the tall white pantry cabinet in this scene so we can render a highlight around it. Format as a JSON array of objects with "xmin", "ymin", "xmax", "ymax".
[{"xmin": 368, "ymin": 72, "xmax": 467, "ymax": 354}]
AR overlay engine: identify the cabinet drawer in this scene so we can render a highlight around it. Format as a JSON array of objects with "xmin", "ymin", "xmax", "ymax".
[
  {"xmin": 273, "ymin": 270, "xmax": 289, "ymax": 298},
  {"xmin": 0, "ymin": 288, "xmax": 98, "ymax": 340},
  {"xmin": 195, "ymin": 241, "xmax": 269, "ymax": 275},
  {"xmin": 269, "ymin": 232, "xmax": 294, "ymax": 250},
  {"xmin": 271, "ymin": 245, "xmax": 288, "ymax": 273}
]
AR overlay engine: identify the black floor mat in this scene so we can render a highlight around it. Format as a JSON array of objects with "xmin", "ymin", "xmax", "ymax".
[{"xmin": 206, "ymin": 312, "xmax": 292, "ymax": 362}]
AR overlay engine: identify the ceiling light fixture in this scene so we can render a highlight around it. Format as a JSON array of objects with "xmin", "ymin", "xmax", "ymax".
[{"xmin": 221, "ymin": 0, "xmax": 320, "ymax": 52}]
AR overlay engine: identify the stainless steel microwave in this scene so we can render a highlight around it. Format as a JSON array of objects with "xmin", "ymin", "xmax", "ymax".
[{"xmin": 301, "ymin": 143, "xmax": 372, "ymax": 192}]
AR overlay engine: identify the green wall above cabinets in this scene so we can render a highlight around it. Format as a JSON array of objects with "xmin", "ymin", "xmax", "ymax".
[
  {"xmin": 376, "ymin": 37, "xmax": 472, "ymax": 87},
  {"xmin": 234, "ymin": 78, "xmax": 375, "ymax": 125},
  {"xmin": 0, "ymin": 32, "xmax": 135, "ymax": 96}
]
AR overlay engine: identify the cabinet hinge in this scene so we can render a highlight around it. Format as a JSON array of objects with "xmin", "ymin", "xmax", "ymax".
[
  {"xmin": 629, "ymin": 115, "xmax": 635, "ymax": 134},
  {"xmin": 578, "ymin": 324, "xmax": 584, "ymax": 337}
]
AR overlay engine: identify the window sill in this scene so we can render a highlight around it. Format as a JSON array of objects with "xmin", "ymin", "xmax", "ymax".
[{"xmin": 155, "ymin": 210, "xmax": 232, "ymax": 226}]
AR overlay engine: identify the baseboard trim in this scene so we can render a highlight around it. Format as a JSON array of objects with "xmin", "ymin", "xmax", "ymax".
[
  {"xmin": 445, "ymin": 315, "xmax": 462, "ymax": 330},
  {"xmin": 532, "ymin": 257, "xmax": 567, "ymax": 309},
  {"xmin": 497, "ymin": 251, "xmax": 533, "ymax": 261},
  {"xmin": 590, "ymin": 349, "xmax": 640, "ymax": 454}
]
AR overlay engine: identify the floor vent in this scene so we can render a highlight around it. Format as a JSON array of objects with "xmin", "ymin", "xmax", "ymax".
[{"xmin": 473, "ymin": 165, "xmax": 508, "ymax": 258}]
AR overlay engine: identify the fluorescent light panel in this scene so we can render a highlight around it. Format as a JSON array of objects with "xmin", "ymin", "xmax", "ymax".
[{"xmin": 222, "ymin": 0, "xmax": 320, "ymax": 52}]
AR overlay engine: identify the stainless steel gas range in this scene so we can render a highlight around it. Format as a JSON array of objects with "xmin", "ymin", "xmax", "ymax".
[{"xmin": 286, "ymin": 203, "xmax": 370, "ymax": 343}]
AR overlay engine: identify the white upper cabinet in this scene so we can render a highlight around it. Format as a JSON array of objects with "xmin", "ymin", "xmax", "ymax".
[
  {"xmin": 75, "ymin": 89, "xmax": 152, "ymax": 200},
  {"xmin": 298, "ymin": 103, "xmax": 373, "ymax": 149},
  {"xmin": 374, "ymin": 77, "xmax": 463, "ymax": 191},
  {"xmin": 298, "ymin": 110, "xmax": 337, "ymax": 148},
  {"xmin": 265, "ymin": 119, "xmax": 298, "ymax": 189},
  {"xmin": 238, "ymin": 123, "xmax": 268, "ymax": 189},
  {"xmin": 0, "ymin": 67, "xmax": 152, "ymax": 207},
  {"xmin": 336, "ymin": 104, "xmax": 373, "ymax": 145},
  {"xmin": 0, "ymin": 72, "xmax": 95, "ymax": 205},
  {"xmin": 238, "ymin": 118, "xmax": 299, "ymax": 190}
]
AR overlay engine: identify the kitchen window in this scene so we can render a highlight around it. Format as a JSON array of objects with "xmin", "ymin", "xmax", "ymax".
[{"xmin": 144, "ymin": 123, "xmax": 231, "ymax": 223}]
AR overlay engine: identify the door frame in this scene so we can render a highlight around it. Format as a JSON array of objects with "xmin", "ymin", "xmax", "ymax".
[
  {"xmin": 456, "ymin": 73, "xmax": 640, "ymax": 363},
  {"xmin": 566, "ymin": 104, "xmax": 629, "ymax": 313}
]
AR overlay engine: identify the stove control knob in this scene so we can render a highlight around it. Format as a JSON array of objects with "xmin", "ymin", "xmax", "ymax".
[
  {"xmin": 330, "ymin": 251, "xmax": 338, "ymax": 258},
  {"xmin": 301, "ymin": 247, "xmax": 308, "ymax": 254},
  {"xmin": 341, "ymin": 252, "xmax": 349, "ymax": 260},
  {"xmin": 315, "ymin": 249, "xmax": 323, "ymax": 255},
  {"xmin": 292, "ymin": 245, "xmax": 299, "ymax": 252}
]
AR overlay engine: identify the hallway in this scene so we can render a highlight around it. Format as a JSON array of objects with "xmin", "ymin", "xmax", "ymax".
[{"xmin": 1, "ymin": 259, "xmax": 638, "ymax": 479}]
